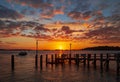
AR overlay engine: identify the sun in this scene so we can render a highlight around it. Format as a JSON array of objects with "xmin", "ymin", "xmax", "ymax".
[{"xmin": 59, "ymin": 45, "xmax": 63, "ymax": 50}]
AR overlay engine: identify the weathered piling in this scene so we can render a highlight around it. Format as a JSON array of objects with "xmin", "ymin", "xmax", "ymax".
[
  {"xmin": 11, "ymin": 55, "xmax": 14, "ymax": 70},
  {"xmin": 55, "ymin": 54, "xmax": 58, "ymax": 65},
  {"xmin": 40, "ymin": 55, "xmax": 43, "ymax": 70},
  {"xmin": 46, "ymin": 54, "xmax": 48, "ymax": 66},
  {"xmin": 51, "ymin": 55, "xmax": 54, "ymax": 65},
  {"xmin": 93, "ymin": 54, "xmax": 96, "ymax": 69},
  {"xmin": 83, "ymin": 54, "xmax": 86, "ymax": 67},
  {"xmin": 69, "ymin": 54, "xmax": 71, "ymax": 65},
  {"xmin": 57, "ymin": 54, "xmax": 59, "ymax": 64},
  {"xmin": 35, "ymin": 55, "xmax": 38, "ymax": 68},
  {"xmin": 61, "ymin": 54, "xmax": 64, "ymax": 66},
  {"xmin": 116, "ymin": 60, "xmax": 119, "ymax": 76},
  {"xmin": 75, "ymin": 54, "xmax": 79, "ymax": 66},
  {"xmin": 106, "ymin": 54, "xmax": 109, "ymax": 72},
  {"xmin": 116, "ymin": 54, "xmax": 120, "ymax": 76},
  {"xmin": 36, "ymin": 52, "xmax": 120, "ymax": 76},
  {"xmin": 87, "ymin": 54, "xmax": 91, "ymax": 68},
  {"xmin": 55, "ymin": 54, "xmax": 57, "ymax": 63},
  {"xmin": 100, "ymin": 54, "xmax": 103, "ymax": 72}
]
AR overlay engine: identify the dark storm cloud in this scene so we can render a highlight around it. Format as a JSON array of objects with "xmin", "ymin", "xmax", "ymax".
[{"xmin": 0, "ymin": 5, "xmax": 23, "ymax": 19}]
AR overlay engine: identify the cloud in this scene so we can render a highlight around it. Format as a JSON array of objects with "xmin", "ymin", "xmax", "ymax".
[
  {"xmin": 84, "ymin": 26, "xmax": 120, "ymax": 43},
  {"xmin": 73, "ymin": 0, "xmax": 90, "ymax": 12},
  {"xmin": 53, "ymin": 9, "xmax": 64, "ymax": 15},
  {"xmin": 68, "ymin": 11, "xmax": 92, "ymax": 21},
  {"xmin": 34, "ymin": 25, "xmax": 50, "ymax": 32},
  {"xmin": 0, "ymin": 20, "xmax": 21, "ymax": 37},
  {"xmin": 8, "ymin": 0, "xmax": 53, "ymax": 8},
  {"xmin": 0, "ymin": 5, "xmax": 23, "ymax": 19},
  {"xmin": 0, "ymin": 20, "xmax": 50, "ymax": 38},
  {"xmin": 68, "ymin": 11, "xmax": 82, "ymax": 20},
  {"xmin": 83, "ymin": 11, "xmax": 92, "ymax": 20},
  {"xmin": 61, "ymin": 26, "xmax": 83, "ymax": 34},
  {"xmin": 40, "ymin": 7, "xmax": 64, "ymax": 19},
  {"xmin": 21, "ymin": 8, "xmax": 36, "ymax": 15},
  {"xmin": 40, "ymin": 12, "xmax": 54, "ymax": 19},
  {"xmin": 0, "ymin": 40, "xmax": 17, "ymax": 49}
]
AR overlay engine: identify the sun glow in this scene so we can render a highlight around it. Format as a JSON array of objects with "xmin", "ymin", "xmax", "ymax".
[{"xmin": 59, "ymin": 45, "xmax": 63, "ymax": 50}]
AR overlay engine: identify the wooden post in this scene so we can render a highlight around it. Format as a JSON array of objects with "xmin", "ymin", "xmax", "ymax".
[
  {"xmin": 117, "ymin": 60, "xmax": 119, "ymax": 76},
  {"xmin": 40, "ymin": 55, "xmax": 43, "ymax": 70},
  {"xmin": 57, "ymin": 54, "xmax": 60, "ymax": 63},
  {"xmin": 100, "ymin": 54, "xmax": 103, "ymax": 72},
  {"xmin": 51, "ymin": 55, "xmax": 54, "ymax": 65},
  {"xmin": 55, "ymin": 54, "xmax": 58, "ymax": 65},
  {"xmin": 11, "ymin": 55, "xmax": 14, "ymax": 70},
  {"xmin": 93, "ymin": 54, "xmax": 96, "ymax": 69},
  {"xmin": 70, "ymin": 43, "xmax": 71, "ymax": 55},
  {"xmin": 77, "ymin": 54, "xmax": 79, "ymax": 66},
  {"xmin": 76, "ymin": 54, "xmax": 79, "ymax": 66},
  {"xmin": 83, "ymin": 54, "xmax": 86, "ymax": 67},
  {"xmin": 116, "ymin": 54, "xmax": 120, "ymax": 76},
  {"xmin": 61, "ymin": 54, "xmax": 64, "ymax": 66},
  {"xmin": 75, "ymin": 54, "xmax": 77, "ymax": 65},
  {"xmin": 106, "ymin": 54, "xmax": 109, "ymax": 72},
  {"xmin": 35, "ymin": 55, "xmax": 38, "ymax": 68},
  {"xmin": 87, "ymin": 54, "xmax": 91, "ymax": 68},
  {"xmin": 69, "ymin": 54, "xmax": 71, "ymax": 65},
  {"xmin": 46, "ymin": 54, "xmax": 48, "ymax": 66}
]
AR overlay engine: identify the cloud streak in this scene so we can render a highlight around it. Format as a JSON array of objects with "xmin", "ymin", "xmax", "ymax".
[{"xmin": 0, "ymin": 5, "xmax": 23, "ymax": 19}]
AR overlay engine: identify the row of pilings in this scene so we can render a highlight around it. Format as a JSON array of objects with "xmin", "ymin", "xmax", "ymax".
[{"xmin": 11, "ymin": 53, "xmax": 120, "ymax": 76}]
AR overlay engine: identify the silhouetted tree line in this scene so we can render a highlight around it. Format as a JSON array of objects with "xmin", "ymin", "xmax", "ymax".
[{"xmin": 82, "ymin": 46, "xmax": 120, "ymax": 51}]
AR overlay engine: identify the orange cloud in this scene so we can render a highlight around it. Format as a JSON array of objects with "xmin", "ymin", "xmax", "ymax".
[
  {"xmin": 83, "ymin": 15, "xmax": 91, "ymax": 20},
  {"xmin": 53, "ymin": 9, "xmax": 64, "ymax": 15},
  {"xmin": 40, "ymin": 13, "xmax": 54, "ymax": 19}
]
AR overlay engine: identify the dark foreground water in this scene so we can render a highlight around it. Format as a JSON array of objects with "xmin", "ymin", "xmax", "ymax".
[{"xmin": 0, "ymin": 50, "xmax": 120, "ymax": 82}]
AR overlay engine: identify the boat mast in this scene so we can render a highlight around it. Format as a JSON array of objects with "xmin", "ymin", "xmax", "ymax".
[
  {"xmin": 36, "ymin": 40, "xmax": 38, "ymax": 55},
  {"xmin": 70, "ymin": 43, "xmax": 71, "ymax": 55}
]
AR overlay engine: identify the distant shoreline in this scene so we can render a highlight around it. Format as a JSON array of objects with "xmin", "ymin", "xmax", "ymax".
[{"xmin": 82, "ymin": 46, "xmax": 120, "ymax": 51}]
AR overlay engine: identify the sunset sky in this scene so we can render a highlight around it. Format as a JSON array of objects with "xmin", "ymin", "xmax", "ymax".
[{"xmin": 0, "ymin": 0, "xmax": 120, "ymax": 50}]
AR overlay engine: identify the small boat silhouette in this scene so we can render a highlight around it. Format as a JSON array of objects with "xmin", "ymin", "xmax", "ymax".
[{"xmin": 18, "ymin": 51, "xmax": 27, "ymax": 56}]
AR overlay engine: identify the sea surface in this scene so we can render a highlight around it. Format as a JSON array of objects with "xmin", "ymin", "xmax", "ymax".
[{"xmin": 0, "ymin": 50, "xmax": 120, "ymax": 82}]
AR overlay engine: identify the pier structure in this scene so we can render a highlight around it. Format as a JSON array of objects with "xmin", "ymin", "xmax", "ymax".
[
  {"xmin": 45, "ymin": 53, "xmax": 120, "ymax": 76},
  {"xmin": 11, "ymin": 53, "xmax": 120, "ymax": 77}
]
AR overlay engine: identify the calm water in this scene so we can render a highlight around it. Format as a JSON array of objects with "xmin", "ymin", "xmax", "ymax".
[{"xmin": 0, "ymin": 50, "xmax": 120, "ymax": 82}]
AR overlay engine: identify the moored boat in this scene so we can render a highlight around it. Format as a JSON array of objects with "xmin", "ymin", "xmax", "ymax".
[{"xmin": 18, "ymin": 51, "xmax": 27, "ymax": 56}]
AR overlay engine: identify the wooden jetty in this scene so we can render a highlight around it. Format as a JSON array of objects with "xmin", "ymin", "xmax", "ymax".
[
  {"xmin": 45, "ymin": 53, "xmax": 120, "ymax": 76},
  {"xmin": 11, "ymin": 53, "xmax": 120, "ymax": 77}
]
